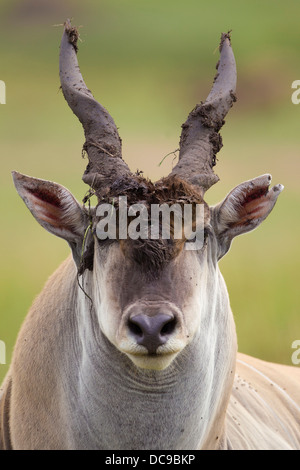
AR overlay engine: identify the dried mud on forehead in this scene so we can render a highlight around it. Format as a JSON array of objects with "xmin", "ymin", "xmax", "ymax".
[
  {"xmin": 80, "ymin": 175, "xmax": 210, "ymax": 277},
  {"xmin": 98, "ymin": 174, "xmax": 205, "ymax": 207}
]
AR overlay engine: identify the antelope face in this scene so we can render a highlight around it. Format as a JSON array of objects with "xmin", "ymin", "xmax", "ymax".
[
  {"xmin": 93, "ymin": 239, "xmax": 209, "ymax": 370},
  {"xmin": 89, "ymin": 177, "xmax": 211, "ymax": 370}
]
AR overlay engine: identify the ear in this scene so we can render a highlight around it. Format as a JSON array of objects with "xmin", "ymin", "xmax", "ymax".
[
  {"xmin": 12, "ymin": 172, "xmax": 88, "ymax": 261},
  {"xmin": 211, "ymin": 174, "xmax": 284, "ymax": 259}
]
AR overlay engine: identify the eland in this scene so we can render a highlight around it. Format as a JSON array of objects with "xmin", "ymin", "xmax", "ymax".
[{"xmin": 0, "ymin": 20, "xmax": 299, "ymax": 450}]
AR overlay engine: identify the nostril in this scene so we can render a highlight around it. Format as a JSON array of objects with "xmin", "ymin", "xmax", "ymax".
[
  {"xmin": 160, "ymin": 317, "xmax": 177, "ymax": 336},
  {"xmin": 127, "ymin": 313, "xmax": 177, "ymax": 355},
  {"xmin": 128, "ymin": 319, "xmax": 144, "ymax": 338}
]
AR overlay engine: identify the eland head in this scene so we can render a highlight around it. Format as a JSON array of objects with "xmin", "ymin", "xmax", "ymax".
[
  {"xmin": 4, "ymin": 20, "xmax": 290, "ymax": 451},
  {"xmin": 13, "ymin": 21, "xmax": 283, "ymax": 370}
]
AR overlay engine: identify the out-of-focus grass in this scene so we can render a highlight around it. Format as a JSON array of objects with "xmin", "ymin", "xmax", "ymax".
[{"xmin": 0, "ymin": 0, "xmax": 300, "ymax": 383}]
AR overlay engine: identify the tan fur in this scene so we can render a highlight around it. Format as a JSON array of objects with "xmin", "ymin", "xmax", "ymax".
[
  {"xmin": 1, "ymin": 258, "xmax": 77, "ymax": 449},
  {"xmin": 225, "ymin": 353, "xmax": 300, "ymax": 450},
  {"xmin": 0, "ymin": 375, "xmax": 12, "ymax": 450}
]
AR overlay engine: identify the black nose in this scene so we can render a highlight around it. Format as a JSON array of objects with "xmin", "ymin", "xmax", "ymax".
[{"xmin": 128, "ymin": 313, "xmax": 177, "ymax": 354}]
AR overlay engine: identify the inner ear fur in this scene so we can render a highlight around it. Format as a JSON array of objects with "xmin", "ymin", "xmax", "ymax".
[
  {"xmin": 12, "ymin": 171, "xmax": 88, "ymax": 244},
  {"xmin": 211, "ymin": 174, "xmax": 284, "ymax": 258}
]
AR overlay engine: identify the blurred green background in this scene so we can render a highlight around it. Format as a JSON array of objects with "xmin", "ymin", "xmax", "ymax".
[{"xmin": 0, "ymin": 0, "xmax": 299, "ymax": 383}]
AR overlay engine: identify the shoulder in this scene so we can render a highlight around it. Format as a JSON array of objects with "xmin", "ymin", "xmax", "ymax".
[{"xmin": 226, "ymin": 353, "xmax": 300, "ymax": 450}]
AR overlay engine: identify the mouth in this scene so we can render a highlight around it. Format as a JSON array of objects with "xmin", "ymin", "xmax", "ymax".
[
  {"xmin": 119, "ymin": 340, "xmax": 184, "ymax": 370},
  {"xmin": 124, "ymin": 350, "xmax": 180, "ymax": 370},
  {"xmin": 117, "ymin": 300, "xmax": 187, "ymax": 369}
]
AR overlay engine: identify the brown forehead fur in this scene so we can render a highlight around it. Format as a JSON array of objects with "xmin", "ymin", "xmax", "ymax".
[
  {"xmin": 90, "ymin": 175, "xmax": 210, "ymax": 276},
  {"xmin": 99, "ymin": 174, "xmax": 205, "ymax": 206}
]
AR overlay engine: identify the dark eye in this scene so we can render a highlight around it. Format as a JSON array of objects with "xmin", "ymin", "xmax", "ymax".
[
  {"xmin": 203, "ymin": 226, "xmax": 212, "ymax": 242},
  {"xmin": 185, "ymin": 226, "xmax": 212, "ymax": 248}
]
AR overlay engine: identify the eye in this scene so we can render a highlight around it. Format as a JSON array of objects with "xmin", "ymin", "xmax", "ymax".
[
  {"xmin": 204, "ymin": 225, "xmax": 213, "ymax": 242},
  {"xmin": 185, "ymin": 225, "xmax": 213, "ymax": 247}
]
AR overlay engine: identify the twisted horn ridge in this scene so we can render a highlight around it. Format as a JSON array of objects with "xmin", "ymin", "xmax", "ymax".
[
  {"xmin": 59, "ymin": 19, "xmax": 133, "ymax": 192},
  {"xmin": 170, "ymin": 32, "xmax": 237, "ymax": 194}
]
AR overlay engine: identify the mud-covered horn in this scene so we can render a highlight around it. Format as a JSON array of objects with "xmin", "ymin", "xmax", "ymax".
[
  {"xmin": 59, "ymin": 19, "xmax": 133, "ymax": 192},
  {"xmin": 170, "ymin": 32, "xmax": 237, "ymax": 194}
]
